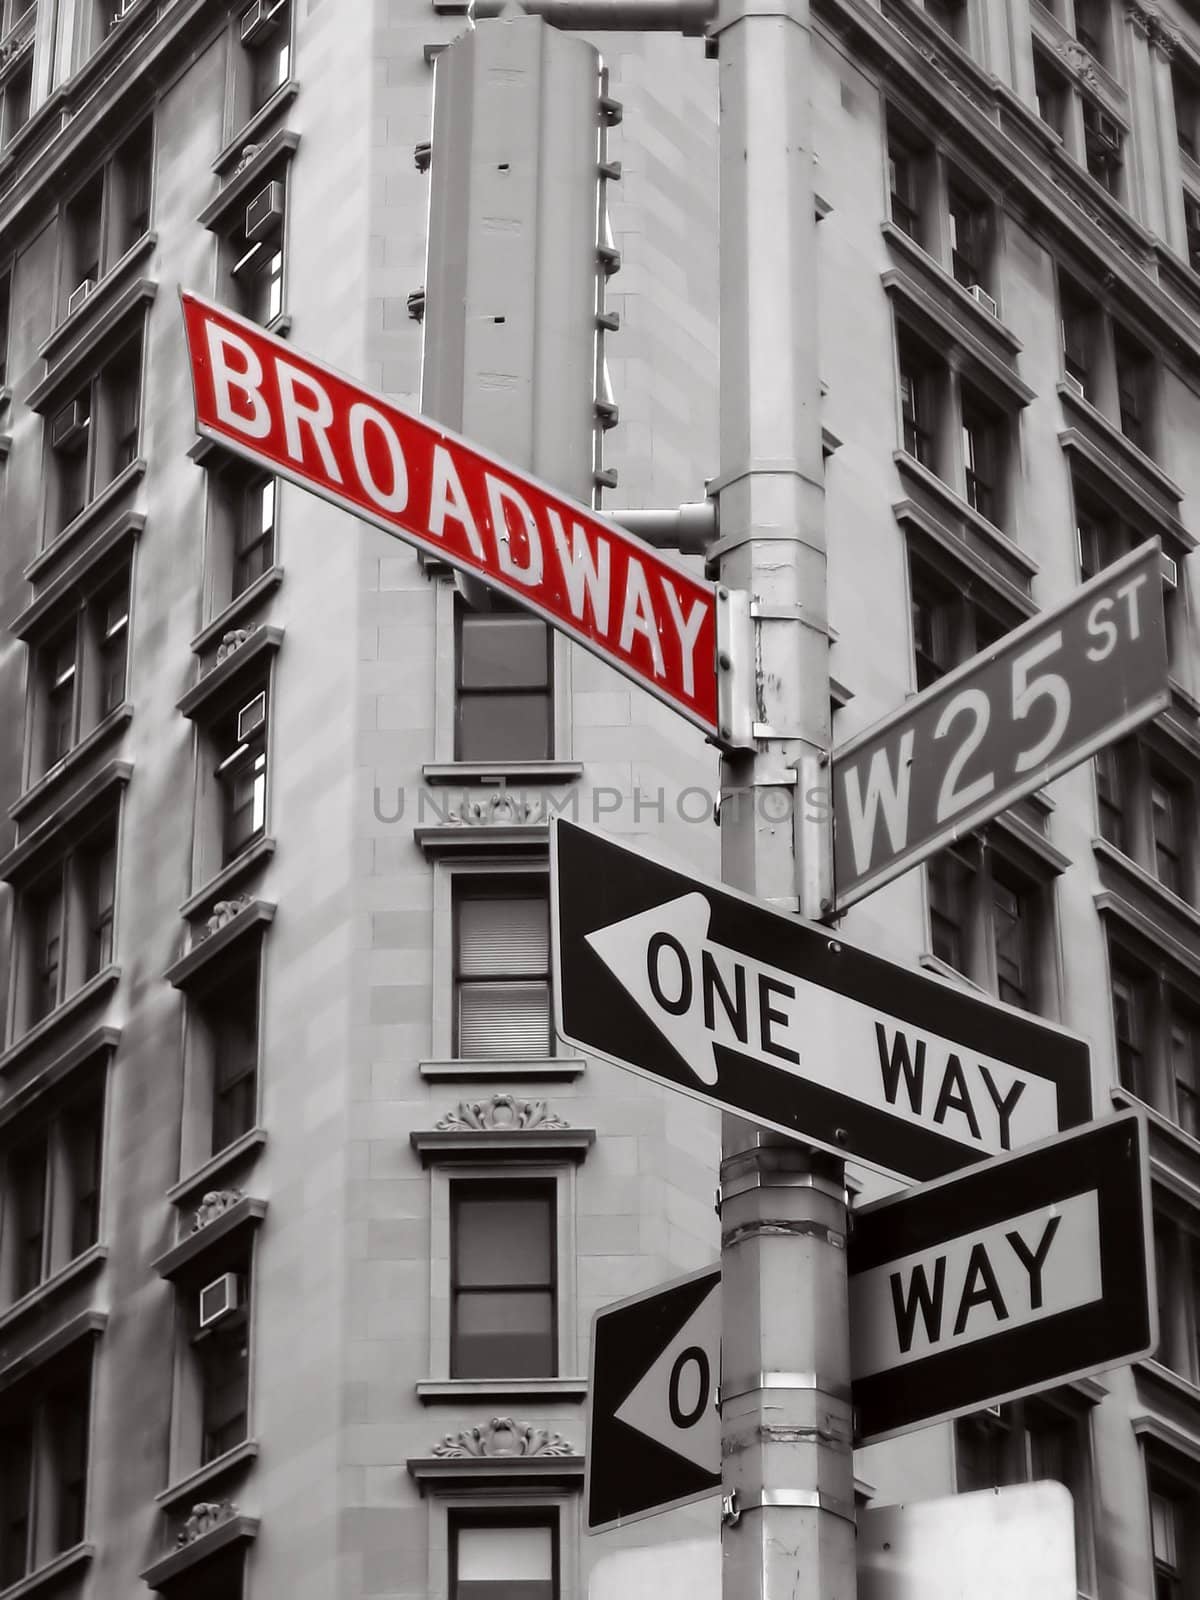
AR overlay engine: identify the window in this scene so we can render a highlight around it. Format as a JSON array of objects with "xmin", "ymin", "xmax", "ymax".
[
  {"xmin": 0, "ymin": 0, "xmax": 36, "ymax": 37},
  {"xmin": 897, "ymin": 328, "xmax": 940, "ymax": 472},
  {"xmin": 1082, "ymin": 97, "xmax": 1123, "ymax": 195},
  {"xmin": 59, "ymin": 122, "xmax": 154, "ymax": 321},
  {"xmin": 1034, "ymin": 50, "xmax": 1069, "ymax": 140},
  {"xmin": 233, "ymin": 476, "xmax": 276, "ymax": 597},
  {"xmin": 450, "ymin": 1514, "xmax": 557, "ymax": 1600},
  {"xmin": 956, "ymin": 1395, "xmax": 1095, "ymax": 1590},
  {"xmin": 961, "ymin": 389, "xmax": 1005, "ymax": 526},
  {"xmin": 887, "ymin": 124, "xmax": 928, "ymax": 244},
  {"xmin": 47, "ymin": 332, "xmax": 143, "ymax": 534},
  {"xmin": 0, "ymin": 1363, "xmax": 93, "ymax": 1584},
  {"xmin": 1094, "ymin": 737, "xmax": 1197, "ymax": 903},
  {"xmin": 223, "ymin": 179, "xmax": 287, "ymax": 327},
  {"xmin": 948, "ymin": 184, "xmax": 991, "ymax": 293},
  {"xmin": 925, "ymin": 839, "xmax": 1057, "ymax": 1014},
  {"xmin": 0, "ymin": 55, "xmax": 31, "ymax": 149},
  {"xmin": 450, "ymin": 1180, "xmax": 556, "ymax": 1379},
  {"xmin": 922, "ymin": 0, "xmax": 967, "ymax": 46},
  {"xmin": 30, "ymin": 564, "xmax": 132, "ymax": 778},
  {"xmin": 1114, "ymin": 328, "xmax": 1156, "ymax": 455},
  {"xmin": 1060, "ymin": 274, "xmax": 1098, "ymax": 400},
  {"xmin": 213, "ymin": 688, "xmax": 268, "ymax": 865},
  {"xmin": 199, "ymin": 958, "xmax": 261, "ymax": 1157},
  {"xmin": 1075, "ymin": 486, "xmax": 1183, "ymax": 670},
  {"xmin": 0, "ymin": 1093, "xmax": 104, "ymax": 1306},
  {"xmin": 1152, "ymin": 1204, "xmax": 1200, "ymax": 1383},
  {"xmin": 1174, "ymin": 59, "xmax": 1200, "ymax": 163},
  {"xmin": 1185, "ymin": 193, "xmax": 1200, "ymax": 276},
  {"xmin": 1149, "ymin": 1469, "xmax": 1200, "ymax": 1600},
  {"xmin": 0, "ymin": 268, "xmax": 10, "ymax": 389},
  {"xmin": 202, "ymin": 461, "xmax": 281, "ymax": 622},
  {"xmin": 456, "ymin": 601, "xmax": 552, "ymax": 763},
  {"xmin": 1109, "ymin": 948, "xmax": 1200, "ymax": 1135},
  {"xmin": 908, "ymin": 554, "xmax": 1018, "ymax": 693},
  {"xmin": 240, "ymin": 0, "xmax": 291, "ymax": 118},
  {"xmin": 15, "ymin": 814, "xmax": 119, "ymax": 1033},
  {"xmin": 1072, "ymin": 0, "xmax": 1108, "ymax": 63},
  {"xmin": 187, "ymin": 1257, "xmax": 251, "ymax": 1465},
  {"xmin": 453, "ymin": 881, "xmax": 551, "ymax": 1060}
]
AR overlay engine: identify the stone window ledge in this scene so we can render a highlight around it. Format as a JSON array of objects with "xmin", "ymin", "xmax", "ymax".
[
  {"xmin": 11, "ymin": 511, "xmax": 144, "ymax": 641},
  {"xmin": 197, "ymin": 128, "xmax": 300, "ymax": 233},
  {"xmin": 152, "ymin": 1196, "xmax": 268, "ymax": 1283},
  {"xmin": 414, "ymin": 823, "xmax": 549, "ymax": 860},
  {"xmin": 893, "ymin": 453, "xmax": 1039, "ymax": 580},
  {"xmin": 893, "ymin": 497, "xmax": 1036, "ymax": 622},
  {"xmin": 180, "ymin": 837, "xmax": 276, "ymax": 922},
  {"xmin": 0, "ymin": 1543, "xmax": 94, "ymax": 1600},
  {"xmin": 28, "ymin": 280, "xmax": 157, "ymax": 416},
  {"xmin": 0, "ymin": 761, "xmax": 131, "ymax": 884},
  {"xmin": 191, "ymin": 569, "xmax": 284, "ymax": 656},
  {"xmin": 0, "ymin": 1025, "xmax": 118, "ymax": 1131},
  {"xmin": 140, "ymin": 1514, "xmax": 259, "ymax": 1592},
  {"xmin": 0, "ymin": 1310, "xmax": 106, "ymax": 1393},
  {"xmin": 407, "ymin": 1455, "xmax": 585, "ymax": 1494},
  {"xmin": 410, "ymin": 1128, "xmax": 595, "ymax": 1165},
  {"xmin": 213, "ymin": 81, "xmax": 301, "ymax": 176},
  {"xmin": 416, "ymin": 1378, "xmax": 587, "ymax": 1404},
  {"xmin": 9, "ymin": 705, "xmax": 133, "ymax": 824},
  {"xmin": 25, "ymin": 460, "xmax": 147, "ymax": 584},
  {"xmin": 418, "ymin": 1058, "xmax": 586, "ymax": 1082},
  {"xmin": 39, "ymin": 233, "xmax": 157, "ymax": 366},
  {"xmin": 165, "ymin": 900, "xmax": 275, "ymax": 991},
  {"xmin": 155, "ymin": 1439, "xmax": 260, "ymax": 1512},
  {"xmin": 421, "ymin": 761, "xmax": 584, "ymax": 787},
  {"xmin": 0, "ymin": 968, "xmax": 121, "ymax": 1080},
  {"xmin": 0, "ymin": 1246, "xmax": 108, "ymax": 1338},
  {"xmin": 176, "ymin": 626, "xmax": 283, "ymax": 720},
  {"xmin": 167, "ymin": 1130, "xmax": 268, "ymax": 1210}
]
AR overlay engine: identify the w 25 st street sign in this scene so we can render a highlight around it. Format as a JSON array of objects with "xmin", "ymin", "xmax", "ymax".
[
  {"xmin": 831, "ymin": 541, "xmax": 1169, "ymax": 910},
  {"xmin": 180, "ymin": 293, "xmax": 741, "ymax": 745}
]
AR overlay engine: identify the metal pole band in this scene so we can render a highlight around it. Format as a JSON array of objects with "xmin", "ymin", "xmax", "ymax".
[
  {"xmin": 731, "ymin": 1488, "xmax": 858, "ymax": 1525},
  {"xmin": 721, "ymin": 1371, "xmax": 853, "ymax": 1402},
  {"xmin": 722, "ymin": 1218, "xmax": 846, "ymax": 1251}
]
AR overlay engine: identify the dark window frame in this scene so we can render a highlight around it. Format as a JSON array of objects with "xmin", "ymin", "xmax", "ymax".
[
  {"xmin": 451, "ymin": 877, "xmax": 553, "ymax": 1062},
  {"xmin": 449, "ymin": 1178, "xmax": 558, "ymax": 1381}
]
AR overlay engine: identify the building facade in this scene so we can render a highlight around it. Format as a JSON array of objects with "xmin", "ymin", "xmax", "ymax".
[{"xmin": 0, "ymin": 0, "xmax": 1198, "ymax": 1597}]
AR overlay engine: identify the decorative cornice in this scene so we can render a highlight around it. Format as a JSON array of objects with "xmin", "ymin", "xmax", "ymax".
[
  {"xmin": 435, "ymin": 1095, "xmax": 569, "ymax": 1133},
  {"xmin": 431, "ymin": 1418, "xmax": 575, "ymax": 1459}
]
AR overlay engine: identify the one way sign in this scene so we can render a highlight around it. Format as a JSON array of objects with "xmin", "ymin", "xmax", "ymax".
[
  {"xmin": 849, "ymin": 1113, "xmax": 1156, "ymax": 1445},
  {"xmin": 587, "ymin": 1265, "xmax": 722, "ymax": 1532},
  {"xmin": 553, "ymin": 820, "xmax": 1092, "ymax": 1181}
]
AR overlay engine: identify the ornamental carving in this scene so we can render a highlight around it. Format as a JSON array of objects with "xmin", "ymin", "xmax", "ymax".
[
  {"xmin": 435, "ymin": 1095, "xmax": 568, "ymax": 1132},
  {"xmin": 1123, "ymin": 0, "xmax": 1156, "ymax": 37},
  {"xmin": 1057, "ymin": 38, "xmax": 1099, "ymax": 86},
  {"xmin": 176, "ymin": 1500, "xmax": 238, "ymax": 1546},
  {"xmin": 214, "ymin": 625, "xmax": 260, "ymax": 666},
  {"xmin": 192, "ymin": 1189, "xmax": 244, "ymax": 1232},
  {"xmin": 198, "ymin": 895, "xmax": 252, "ymax": 940},
  {"xmin": 447, "ymin": 792, "xmax": 542, "ymax": 827},
  {"xmin": 431, "ymin": 1418, "xmax": 575, "ymax": 1459}
]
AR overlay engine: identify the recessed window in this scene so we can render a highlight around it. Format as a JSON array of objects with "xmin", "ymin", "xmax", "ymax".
[
  {"xmin": 0, "ymin": 1362, "xmax": 93, "ymax": 1584},
  {"xmin": 1184, "ymin": 193, "xmax": 1200, "ymax": 275},
  {"xmin": 189, "ymin": 1258, "xmax": 251, "ymax": 1465},
  {"xmin": 961, "ymin": 390, "xmax": 1006, "ymax": 527},
  {"xmin": 1094, "ymin": 737, "xmax": 1197, "ymax": 902},
  {"xmin": 450, "ymin": 1514, "xmax": 557, "ymax": 1600},
  {"xmin": 213, "ymin": 688, "xmax": 269, "ymax": 865},
  {"xmin": 30, "ymin": 565, "xmax": 132, "ymax": 779},
  {"xmin": 1034, "ymin": 50, "xmax": 1069, "ymax": 140},
  {"xmin": 1060, "ymin": 275, "xmax": 1097, "ymax": 400},
  {"xmin": 455, "ymin": 602, "xmax": 552, "ymax": 763},
  {"xmin": 240, "ymin": 0, "xmax": 291, "ymax": 117},
  {"xmin": 1114, "ymin": 328, "xmax": 1155, "ymax": 455},
  {"xmin": 948, "ymin": 184, "xmax": 991, "ymax": 294},
  {"xmin": 886, "ymin": 121, "xmax": 929, "ymax": 246},
  {"xmin": 923, "ymin": 0, "xmax": 967, "ymax": 46},
  {"xmin": 59, "ymin": 122, "xmax": 154, "ymax": 322},
  {"xmin": 0, "ymin": 56, "xmax": 32, "ymax": 149},
  {"xmin": 1, "ymin": 1092, "xmax": 103, "ymax": 1307},
  {"xmin": 1150, "ymin": 1477, "xmax": 1195, "ymax": 1600},
  {"xmin": 234, "ymin": 476, "xmax": 276, "ymax": 597},
  {"xmin": 0, "ymin": 268, "xmax": 11, "ymax": 388},
  {"xmin": 453, "ymin": 881, "xmax": 551, "ymax": 1060},
  {"xmin": 926, "ymin": 840, "xmax": 1056, "ymax": 1014},
  {"xmin": 47, "ymin": 333, "xmax": 143, "ymax": 534},
  {"xmin": 1082, "ymin": 98, "xmax": 1123, "ymax": 195},
  {"xmin": 223, "ymin": 178, "xmax": 287, "ymax": 327},
  {"xmin": 450, "ymin": 1180, "xmax": 556, "ymax": 1378},
  {"xmin": 1109, "ymin": 947, "xmax": 1200, "ymax": 1137},
  {"xmin": 13, "ymin": 814, "xmax": 120, "ymax": 1033},
  {"xmin": 1073, "ymin": 0, "xmax": 1108, "ymax": 63},
  {"xmin": 897, "ymin": 329, "xmax": 940, "ymax": 473},
  {"xmin": 207, "ymin": 960, "xmax": 260, "ymax": 1157},
  {"xmin": 0, "ymin": 0, "xmax": 36, "ymax": 36}
]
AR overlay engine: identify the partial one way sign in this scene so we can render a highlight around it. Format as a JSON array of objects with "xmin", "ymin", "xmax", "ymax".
[
  {"xmin": 831, "ymin": 540, "xmax": 1169, "ymax": 909},
  {"xmin": 849, "ymin": 1113, "xmax": 1155, "ymax": 1446},
  {"xmin": 180, "ymin": 293, "xmax": 740, "ymax": 745},
  {"xmin": 553, "ymin": 821, "xmax": 1092, "ymax": 1182},
  {"xmin": 587, "ymin": 1264, "xmax": 721, "ymax": 1532}
]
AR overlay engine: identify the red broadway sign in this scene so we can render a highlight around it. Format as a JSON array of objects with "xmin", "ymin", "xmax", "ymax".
[{"xmin": 181, "ymin": 293, "xmax": 727, "ymax": 741}]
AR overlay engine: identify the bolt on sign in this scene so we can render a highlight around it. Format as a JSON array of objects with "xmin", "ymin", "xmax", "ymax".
[
  {"xmin": 831, "ymin": 540, "xmax": 1170, "ymax": 910},
  {"xmin": 849, "ymin": 1113, "xmax": 1156, "ymax": 1446},
  {"xmin": 179, "ymin": 292, "xmax": 745, "ymax": 745},
  {"xmin": 553, "ymin": 820, "xmax": 1092, "ymax": 1183}
]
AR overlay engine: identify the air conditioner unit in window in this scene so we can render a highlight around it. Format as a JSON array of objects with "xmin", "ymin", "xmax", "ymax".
[
  {"xmin": 1083, "ymin": 102, "xmax": 1121, "ymax": 151},
  {"xmin": 240, "ymin": 0, "xmax": 286, "ymax": 44},
  {"xmin": 51, "ymin": 398, "xmax": 90, "ymax": 453},
  {"xmin": 1161, "ymin": 551, "xmax": 1179, "ymax": 591},
  {"xmin": 237, "ymin": 691, "xmax": 267, "ymax": 743},
  {"xmin": 1063, "ymin": 371, "xmax": 1085, "ymax": 398},
  {"xmin": 199, "ymin": 1273, "xmax": 240, "ymax": 1329},
  {"xmin": 245, "ymin": 182, "xmax": 284, "ymax": 244},
  {"xmin": 66, "ymin": 278, "xmax": 95, "ymax": 316},
  {"xmin": 967, "ymin": 282, "xmax": 997, "ymax": 316}
]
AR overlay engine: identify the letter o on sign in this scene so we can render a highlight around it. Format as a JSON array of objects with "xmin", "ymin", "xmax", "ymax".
[
  {"xmin": 647, "ymin": 932, "xmax": 692, "ymax": 1016},
  {"xmin": 668, "ymin": 1346, "xmax": 711, "ymax": 1429},
  {"xmin": 348, "ymin": 401, "xmax": 409, "ymax": 513}
]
